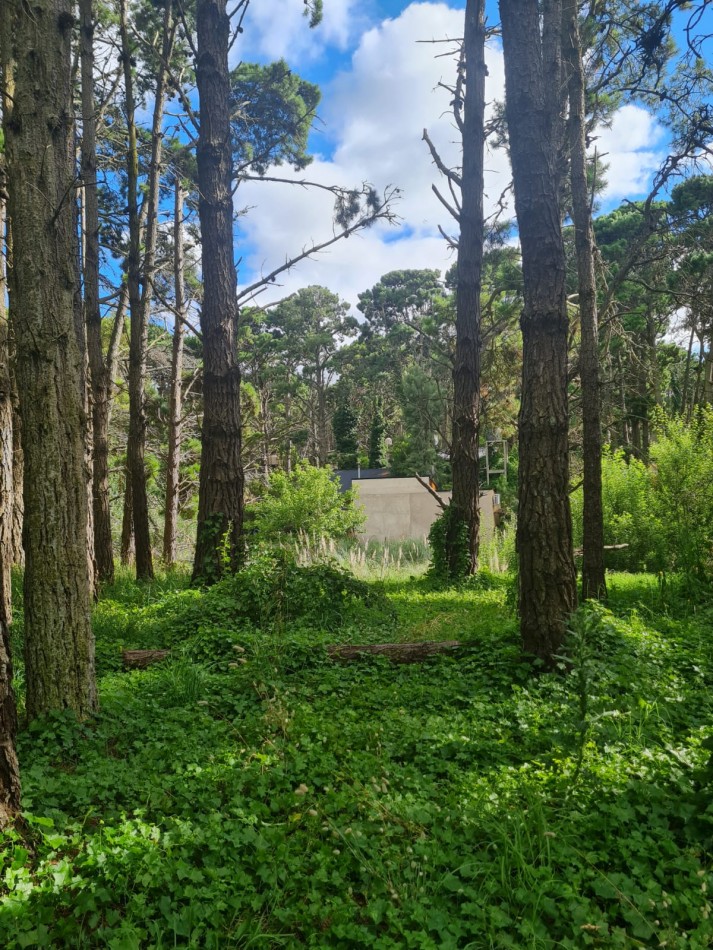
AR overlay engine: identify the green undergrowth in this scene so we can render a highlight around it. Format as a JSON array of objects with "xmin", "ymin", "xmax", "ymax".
[{"xmin": 2, "ymin": 567, "xmax": 713, "ymax": 948}]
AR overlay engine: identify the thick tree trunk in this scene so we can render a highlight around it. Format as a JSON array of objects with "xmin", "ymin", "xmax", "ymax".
[
  {"xmin": 163, "ymin": 179, "xmax": 187, "ymax": 566},
  {"xmin": 193, "ymin": 0, "xmax": 245, "ymax": 582},
  {"xmin": 451, "ymin": 0, "xmax": 485, "ymax": 575},
  {"xmin": 120, "ymin": 0, "xmax": 153, "ymax": 580},
  {"xmin": 4, "ymin": 0, "xmax": 97, "ymax": 718},
  {"xmin": 499, "ymin": 0, "xmax": 577, "ymax": 664},
  {"xmin": 563, "ymin": 0, "xmax": 606, "ymax": 601}
]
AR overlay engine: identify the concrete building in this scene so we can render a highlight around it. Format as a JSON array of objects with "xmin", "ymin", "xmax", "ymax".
[{"xmin": 350, "ymin": 476, "xmax": 497, "ymax": 542}]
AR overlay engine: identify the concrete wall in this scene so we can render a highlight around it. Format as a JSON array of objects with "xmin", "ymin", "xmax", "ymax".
[{"xmin": 354, "ymin": 477, "xmax": 496, "ymax": 542}]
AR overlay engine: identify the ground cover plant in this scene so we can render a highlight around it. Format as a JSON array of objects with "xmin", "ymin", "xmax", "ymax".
[{"xmin": 1, "ymin": 562, "xmax": 713, "ymax": 948}]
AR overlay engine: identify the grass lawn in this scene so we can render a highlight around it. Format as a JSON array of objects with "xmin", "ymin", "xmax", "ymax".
[{"xmin": 1, "ymin": 564, "xmax": 712, "ymax": 948}]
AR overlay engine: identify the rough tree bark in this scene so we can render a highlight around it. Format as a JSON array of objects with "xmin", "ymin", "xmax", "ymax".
[
  {"xmin": 499, "ymin": 0, "xmax": 577, "ymax": 663},
  {"xmin": 1, "ymin": 37, "xmax": 23, "ymax": 573},
  {"xmin": 451, "ymin": 0, "xmax": 486, "ymax": 575},
  {"xmin": 163, "ymin": 178, "xmax": 187, "ymax": 565},
  {"xmin": 73, "ymin": 161, "xmax": 97, "ymax": 600},
  {"xmin": 0, "ymin": 117, "xmax": 21, "ymax": 822},
  {"xmin": 4, "ymin": 0, "xmax": 97, "ymax": 718},
  {"xmin": 10, "ymin": 398, "xmax": 22, "ymax": 567},
  {"xmin": 193, "ymin": 0, "xmax": 245, "ymax": 582},
  {"xmin": 81, "ymin": 0, "xmax": 118, "ymax": 585},
  {"xmin": 563, "ymin": 0, "xmax": 606, "ymax": 600},
  {"xmin": 120, "ymin": 0, "xmax": 178, "ymax": 580}
]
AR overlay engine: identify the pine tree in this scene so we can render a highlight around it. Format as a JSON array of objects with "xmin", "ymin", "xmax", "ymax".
[
  {"xmin": 4, "ymin": 0, "xmax": 97, "ymax": 717},
  {"xmin": 333, "ymin": 404, "xmax": 359, "ymax": 469}
]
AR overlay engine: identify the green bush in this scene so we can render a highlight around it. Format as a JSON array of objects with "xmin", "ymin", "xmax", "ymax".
[
  {"xmin": 649, "ymin": 409, "xmax": 713, "ymax": 583},
  {"xmin": 571, "ymin": 448, "xmax": 666, "ymax": 572},
  {"xmin": 210, "ymin": 552, "xmax": 390, "ymax": 630},
  {"xmin": 117, "ymin": 552, "xmax": 391, "ymax": 654},
  {"xmin": 251, "ymin": 461, "xmax": 364, "ymax": 546},
  {"xmin": 572, "ymin": 412, "xmax": 713, "ymax": 582}
]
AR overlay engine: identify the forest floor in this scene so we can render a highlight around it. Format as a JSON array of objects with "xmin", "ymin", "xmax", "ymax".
[{"xmin": 1, "ymin": 562, "xmax": 713, "ymax": 948}]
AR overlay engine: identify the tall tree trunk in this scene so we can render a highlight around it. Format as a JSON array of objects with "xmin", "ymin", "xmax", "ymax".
[
  {"xmin": 163, "ymin": 179, "xmax": 186, "ymax": 566},
  {"xmin": 73, "ymin": 176, "xmax": 97, "ymax": 599},
  {"xmin": 451, "ymin": 0, "xmax": 485, "ymax": 575},
  {"xmin": 499, "ymin": 0, "xmax": 577, "ymax": 664},
  {"xmin": 4, "ymin": 0, "xmax": 97, "ymax": 718},
  {"xmin": 120, "ymin": 0, "xmax": 153, "ymax": 580},
  {"xmin": 0, "ymin": 130, "xmax": 21, "ymax": 824},
  {"xmin": 80, "ymin": 0, "xmax": 116, "ymax": 585},
  {"xmin": 10, "ymin": 396, "xmax": 22, "ymax": 566},
  {"xmin": 0, "ymin": 164, "xmax": 15, "ymax": 616},
  {"xmin": 192, "ymin": 0, "xmax": 244, "ymax": 582},
  {"xmin": 1, "ymin": 87, "xmax": 22, "ymax": 570},
  {"xmin": 563, "ymin": 0, "xmax": 606, "ymax": 601},
  {"xmin": 316, "ymin": 359, "xmax": 328, "ymax": 466}
]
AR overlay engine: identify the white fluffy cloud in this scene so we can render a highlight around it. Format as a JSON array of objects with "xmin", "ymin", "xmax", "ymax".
[
  {"xmin": 237, "ymin": 2, "xmax": 505, "ymax": 306},
  {"xmin": 595, "ymin": 104, "xmax": 666, "ymax": 199},
  {"xmin": 238, "ymin": 0, "xmax": 363, "ymax": 63},
  {"xmin": 235, "ymin": 2, "xmax": 669, "ymax": 309}
]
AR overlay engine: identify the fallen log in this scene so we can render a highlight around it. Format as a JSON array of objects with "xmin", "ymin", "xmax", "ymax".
[
  {"xmin": 122, "ymin": 641, "xmax": 464, "ymax": 669},
  {"xmin": 122, "ymin": 649, "xmax": 171, "ymax": 669},
  {"xmin": 326, "ymin": 640, "xmax": 462, "ymax": 663}
]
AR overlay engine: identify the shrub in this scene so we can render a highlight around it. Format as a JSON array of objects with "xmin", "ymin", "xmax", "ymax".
[
  {"xmin": 427, "ymin": 504, "xmax": 470, "ymax": 584},
  {"xmin": 571, "ymin": 448, "xmax": 666, "ymax": 572},
  {"xmin": 213, "ymin": 551, "xmax": 389, "ymax": 629},
  {"xmin": 251, "ymin": 461, "xmax": 364, "ymax": 546},
  {"xmin": 117, "ymin": 552, "xmax": 391, "ymax": 654},
  {"xmin": 649, "ymin": 409, "xmax": 713, "ymax": 583}
]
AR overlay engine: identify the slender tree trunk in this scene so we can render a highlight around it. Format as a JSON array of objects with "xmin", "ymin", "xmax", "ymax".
[
  {"xmin": 704, "ymin": 322, "xmax": 713, "ymax": 406},
  {"xmin": 0, "ymin": 138, "xmax": 21, "ymax": 824},
  {"xmin": 1, "ymin": 77, "xmax": 22, "ymax": 570},
  {"xmin": 120, "ymin": 478, "xmax": 134, "ymax": 566},
  {"xmin": 0, "ymin": 173, "xmax": 15, "ymax": 614},
  {"xmin": 120, "ymin": 0, "xmax": 153, "ymax": 580},
  {"xmin": 80, "ymin": 0, "xmax": 115, "ymax": 584},
  {"xmin": 4, "ymin": 0, "xmax": 97, "ymax": 718},
  {"xmin": 316, "ymin": 359, "xmax": 329, "ymax": 466},
  {"xmin": 73, "ymin": 178, "xmax": 97, "ymax": 599},
  {"xmin": 9, "ymin": 397, "xmax": 22, "ymax": 566},
  {"xmin": 451, "ymin": 0, "xmax": 485, "ymax": 575},
  {"xmin": 163, "ymin": 179, "xmax": 186, "ymax": 566},
  {"xmin": 563, "ymin": 0, "xmax": 606, "ymax": 600},
  {"xmin": 690, "ymin": 333, "xmax": 705, "ymax": 419},
  {"xmin": 193, "ymin": 0, "xmax": 244, "ymax": 582},
  {"xmin": 499, "ymin": 0, "xmax": 577, "ymax": 664},
  {"xmin": 680, "ymin": 323, "xmax": 695, "ymax": 415}
]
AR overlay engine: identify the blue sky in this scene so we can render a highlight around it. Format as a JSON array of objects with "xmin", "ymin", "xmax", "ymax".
[{"xmin": 229, "ymin": 1, "xmax": 707, "ymax": 311}]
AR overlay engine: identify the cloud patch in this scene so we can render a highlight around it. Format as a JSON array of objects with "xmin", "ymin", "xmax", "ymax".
[{"xmin": 235, "ymin": 2, "xmax": 670, "ymax": 309}]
